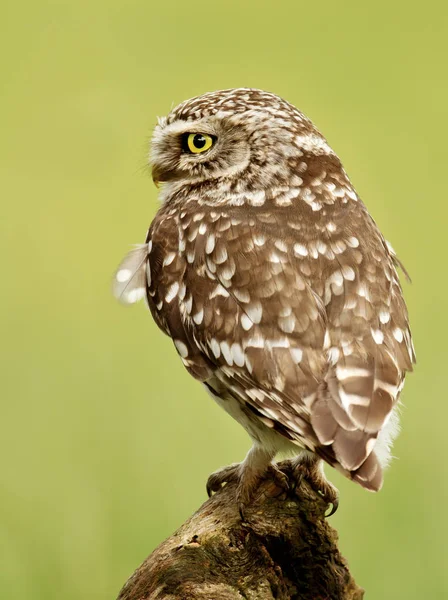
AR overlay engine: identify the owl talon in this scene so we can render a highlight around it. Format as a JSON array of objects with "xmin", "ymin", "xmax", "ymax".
[
  {"xmin": 206, "ymin": 463, "xmax": 241, "ymax": 497},
  {"xmin": 238, "ymin": 503, "xmax": 248, "ymax": 522},
  {"xmin": 266, "ymin": 464, "xmax": 290, "ymax": 495},
  {"xmin": 325, "ymin": 496, "xmax": 339, "ymax": 518},
  {"xmin": 292, "ymin": 456, "xmax": 340, "ymax": 517}
]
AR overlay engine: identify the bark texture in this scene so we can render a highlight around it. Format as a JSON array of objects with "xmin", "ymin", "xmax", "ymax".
[{"xmin": 117, "ymin": 460, "xmax": 364, "ymax": 600}]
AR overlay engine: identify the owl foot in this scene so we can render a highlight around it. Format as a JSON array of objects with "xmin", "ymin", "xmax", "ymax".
[
  {"xmin": 266, "ymin": 463, "xmax": 290, "ymax": 495},
  {"xmin": 291, "ymin": 456, "xmax": 339, "ymax": 517},
  {"xmin": 206, "ymin": 454, "xmax": 289, "ymax": 520},
  {"xmin": 206, "ymin": 463, "xmax": 240, "ymax": 497},
  {"xmin": 236, "ymin": 463, "xmax": 289, "ymax": 521}
]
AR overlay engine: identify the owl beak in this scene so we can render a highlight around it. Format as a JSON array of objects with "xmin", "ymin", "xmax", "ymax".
[
  {"xmin": 151, "ymin": 165, "xmax": 161, "ymax": 188},
  {"xmin": 152, "ymin": 164, "xmax": 178, "ymax": 187}
]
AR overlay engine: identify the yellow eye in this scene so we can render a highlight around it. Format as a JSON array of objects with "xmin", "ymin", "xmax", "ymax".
[{"xmin": 185, "ymin": 133, "xmax": 214, "ymax": 154}]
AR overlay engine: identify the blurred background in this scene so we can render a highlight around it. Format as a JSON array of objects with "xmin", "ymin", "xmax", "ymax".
[{"xmin": 1, "ymin": 1, "xmax": 446, "ymax": 598}]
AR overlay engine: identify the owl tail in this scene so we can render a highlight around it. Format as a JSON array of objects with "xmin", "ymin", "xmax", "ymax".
[{"xmin": 334, "ymin": 451, "xmax": 384, "ymax": 492}]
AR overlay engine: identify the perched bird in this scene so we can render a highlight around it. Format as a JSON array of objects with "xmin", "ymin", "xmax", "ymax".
[{"xmin": 114, "ymin": 88, "xmax": 415, "ymax": 515}]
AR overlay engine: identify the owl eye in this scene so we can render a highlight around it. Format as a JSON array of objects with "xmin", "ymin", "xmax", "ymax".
[{"xmin": 182, "ymin": 133, "xmax": 215, "ymax": 154}]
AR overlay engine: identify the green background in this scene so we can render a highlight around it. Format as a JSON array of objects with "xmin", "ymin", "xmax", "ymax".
[{"xmin": 1, "ymin": 1, "xmax": 446, "ymax": 598}]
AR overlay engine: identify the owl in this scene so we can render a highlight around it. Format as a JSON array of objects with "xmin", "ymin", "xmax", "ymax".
[{"xmin": 114, "ymin": 88, "xmax": 415, "ymax": 516}]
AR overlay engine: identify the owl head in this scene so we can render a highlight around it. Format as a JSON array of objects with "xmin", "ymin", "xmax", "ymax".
[{"xmin": 150, "ymin": 88, "xmax": 335, "ymax": 196}]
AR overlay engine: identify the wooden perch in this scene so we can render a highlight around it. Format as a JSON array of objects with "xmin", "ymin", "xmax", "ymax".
[{"xmin": 117, "ymin": 460, "xmax": 364, "ymax": 600}]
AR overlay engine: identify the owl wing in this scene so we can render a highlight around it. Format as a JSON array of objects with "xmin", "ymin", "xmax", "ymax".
[
  {"xmin": 318, "ymin": 228, "xmax": 415, "ymax": 476},
  {"xmin": 145, "ymin": 208, "xmax": 327, "ymax": 416},
  {"xmin": 184, "ymin": 214, "xmax": 330, "ymax": 456}
]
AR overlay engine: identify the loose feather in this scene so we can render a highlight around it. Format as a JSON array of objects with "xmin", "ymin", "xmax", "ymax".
[{"xmin": 113, "ymin": 244, "xmax": 148, "ymax": 305}]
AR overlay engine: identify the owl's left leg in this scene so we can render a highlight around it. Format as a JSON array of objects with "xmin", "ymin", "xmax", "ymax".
[
  {"xmin": 291, "ymin": 452, "xmax": 339, "ymax": 516},
  {"xmin": 206, "ymin": 444, "xmax": 289, "ymax": 518}
]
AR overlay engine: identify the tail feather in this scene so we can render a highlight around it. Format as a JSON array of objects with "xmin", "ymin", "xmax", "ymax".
[{"xmin": 352, "ymin": 451, "xmax": 383, "ymax": 492}]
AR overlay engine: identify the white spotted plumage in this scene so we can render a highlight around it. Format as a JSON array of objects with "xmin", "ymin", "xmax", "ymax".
[{"xmin": 114, "ymin": 88, "xmax": 415, "ymax": 506}]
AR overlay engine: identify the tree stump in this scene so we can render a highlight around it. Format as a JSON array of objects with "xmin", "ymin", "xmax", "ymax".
[{"xmin": 117, "ymin": 460, "xmax": 364, "ymax": 600}]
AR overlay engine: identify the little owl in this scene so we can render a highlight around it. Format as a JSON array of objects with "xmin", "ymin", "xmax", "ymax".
[{"xmin": 114, "ymin": 88, "xmax": 415, "ymax": 516}]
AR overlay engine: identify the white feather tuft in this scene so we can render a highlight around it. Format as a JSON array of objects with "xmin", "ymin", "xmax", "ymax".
[{"xmin": 112, "ymin": 244, "xmax": 148, "ymax": 305}]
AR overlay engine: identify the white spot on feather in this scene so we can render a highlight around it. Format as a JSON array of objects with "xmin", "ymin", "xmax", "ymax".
[
  {"xmin": 241, "ymin": 314, "xmax": 253, "ymax": 330},
  {"xmin": 295, "ymin": 133, "xmax": 334, "ymax": 155},
  {"xmin": 330, "ymin": 240, "xmax": 346, "ymax": 254},
  {"xmin": 347, "ymin": 236, "xmax": 359, "ymax": 248},
  {"xmin": 358, "ymin": 283, "xmax": 371, "ymax": 299},
  {"xmin": 274, "ymin": 240, "xmax": 288, "ymax": 252},
  {"xmin": 268, "ymin": 337, "xmax": 290, "ymax": 348},
  {"xmin": 220, "ymin": 263, "xmax": 236, "ymax": 280},
  {"xmin": 379, "ymin": 310, "xmax": 390, "ymax": 324},
  {"xmin": 329, "ymin": 270, "xmax": 344, "ymax": 286},
  {"xmin": 210, "ymin": 285, "xmax": 230, "ymax": 299},
  {"xmin": 328, "ymin": 347, "xmax": 340, "ymax": 364},
  {"xmin": 210, "ymin": 338, "xmax": 220, "ymax": 358},
  {"xmin": 234, "ymin": 288, "xmax": 250, "ymax": 303},
  {"xmin": 316, "ymin": 240, "xmax": 327, "ymax": 254},
  {"xmin": 339, "ymin": 389, "xmax": 370, "ymax": 411},
  {"xmin": 206, "ymin": 234, "xmax": 216, "ymax": 254},
  {"xmin": 174, "ymin": 340, "xmax": 188, "ymax": 358},
  {"xmin": 371, "ymin": 329, "xmax": 384, "ymax": 344},
  {"xmin": 163, "ymin": 253, "xmax": 176, "ymax": 267},
  {"xmin": 231, "ymin": 343, "xmax": 245, "ymax": 367},
  {"xmin": 220, "ymin": 341, "xmax": 233, "ymax": 365},
  {"xmin": 246, "ymin": 334, "xmax": 264, "ymax": 348},
  {"xmin": 193, "ymin": 308, "xmax": 204, "ymax": 325},
  {"xmin": 126, "ymin": 288, "xmax": 145, "ymax": 303},
  {"xmin": 165, "ymin": 282, "xmax": 179, "ymax": 303},
  {"xmin": 290, "ymin": 348, "xmax": 303, "ymax": 363},
  {"xmin": 393, "ymin": 328, "xmax": 404, "ymax": 343},
  {"xmin": 247, "ymin": 388, "xmax": 266, "ymax": 402},
  {"xmin": 214, "ymin": 246, "xmax": 228, "ymax": 264},
  {"xmin": 279, "ymin": 315, "xmax": 296, "ymax": 333},
  {"xmin": 341, "ymin": 265, "xmax": 356, "ymax": 281},
  {"xmin": 294, "ymin": 243, "xmax": 308, "ymax": 257},
  {"xmin": 336, "ymin": 366, "xmax": 371, "ymax": 380},
  {"xmin": 116, "ymin": 269, "xmax": 132, "ymax": 283},
  {"xmin": 184, "ymin": 295, "xmax": 193, "ymax": 314},
  {"xmin": 246, "ymin": 302, "xmax": 263, "ymax": 324}
]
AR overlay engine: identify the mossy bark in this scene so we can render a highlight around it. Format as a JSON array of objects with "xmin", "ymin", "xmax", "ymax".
[{"xmin": 117, "ymin": 460, "xmax": 364, "ymax": 600}]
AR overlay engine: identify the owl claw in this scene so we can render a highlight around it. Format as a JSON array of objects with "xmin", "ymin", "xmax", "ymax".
[
  {"xmin": 266, "ymin": 464, "xmax": 290, "ymax": 495},
  {"xmin": 206, "ymin": 463, "xmax": 241, "ymax": 497},
  {"xmin": 238, "ymin": 503, "xmax": 247, "ymax": 522},
  {"xmin": 291, "ymin": 457, "xmax": 340, "ymax": 517},
  {"xmin": 325, "ymin": 496, "xmax": 339, "ymax": 517}
]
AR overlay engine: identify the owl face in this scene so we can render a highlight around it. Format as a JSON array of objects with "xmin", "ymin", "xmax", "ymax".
[
  {"xmin": 151, "ymin": 112, "xmax": 251, "ymax": 186},
  {"xmin": 150, "ymin": 88, "xmax": 331, "ymax": 195}
]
